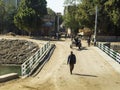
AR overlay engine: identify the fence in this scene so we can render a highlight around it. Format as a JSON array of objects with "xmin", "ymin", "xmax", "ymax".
[
  {"xmin": 21, "ymin": 41, "xmax": 51, "ymax": 76},
  {"xmin": 97, "ymin": 42, "xmax": 120, "ymax": 64}
]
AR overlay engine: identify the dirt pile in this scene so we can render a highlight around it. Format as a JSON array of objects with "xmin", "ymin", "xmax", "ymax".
[{"xmin": 0, "ymin": 39, "xmax": 39, "ymax": 65}]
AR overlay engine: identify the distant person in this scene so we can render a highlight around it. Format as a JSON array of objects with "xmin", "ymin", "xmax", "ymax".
[
  {"xmin": 65, "ymin": 33, "xmax": 67, "ymax": 39},
  {"xmin": 67, "ymin": 51, "xmax": 76, "ymax": 74},
  {"xmin": 74, "ymin": 36, "xmax": 79, "ymax": 46},
  {"xmin": 87, "ymin": 37, "xmax": 91, "ymax": 47},
  {"xmin": 78, "ymin": 39, "xmax": 82, "ymax": 49},
  {"xmin": 71, "ymin": 35, "xmax": 74, "ymax": 41},
  {"xmin": 56, "ymin": 33, "xmax": 59, "ymax": 40}
]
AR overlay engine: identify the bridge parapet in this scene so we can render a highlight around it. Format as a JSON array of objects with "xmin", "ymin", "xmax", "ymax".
[
  {"xmin": 21, "ymin": 41, "xmax": 52, "ymax": 77},
  {"xmin": 97, "ymin": 42, "xmax": 120, "ymax": 63}
]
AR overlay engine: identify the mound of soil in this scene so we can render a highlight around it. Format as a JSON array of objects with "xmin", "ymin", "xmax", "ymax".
[{"xmin": 0, "ymin": 39, "xmax": 39, "ymax": 65}]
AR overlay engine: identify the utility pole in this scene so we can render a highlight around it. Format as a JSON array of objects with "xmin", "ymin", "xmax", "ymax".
[
  {"xmin": 94, "ymin": 6, "xmax": 98, "ymax": 46},
  {"xmin": 57, "ymin": 14, "xmax": 59, "ymax": 33},
  {"xmin": 56, "ymin": 12, "xmax": 61, "ymax": 40}
]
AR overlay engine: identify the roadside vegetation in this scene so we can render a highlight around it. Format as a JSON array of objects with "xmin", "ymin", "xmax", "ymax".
[
  {"xmin": 0, "ymin": 0, "xmax": 64, "ymax": 37},
  {"xmin": 0, "ymin": 0, "xmax": 120, "ymax": 36},
  {"xmin": 14, "ymin": 0, "xmax": 47, "ymax": 36},
  {"xmin": 63, "ymin": 0, "xmax": 120, "ymax": 36}
]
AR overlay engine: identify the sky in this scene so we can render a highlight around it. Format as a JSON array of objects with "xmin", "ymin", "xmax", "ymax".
[{"xmin": 46, "ymin": 0, "xmax": 64, "ymax": 15}]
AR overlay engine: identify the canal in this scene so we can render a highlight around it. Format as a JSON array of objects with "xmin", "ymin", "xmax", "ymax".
[{"xmin": 0, "ymin": 65, "xmax": 21, "ymax": 76}]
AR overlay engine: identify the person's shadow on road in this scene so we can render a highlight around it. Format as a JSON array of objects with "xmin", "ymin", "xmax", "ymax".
[
  {"xmin": 72, "ymin": 73, "xmax": 98, "ymax": 77},
  {"xmin": 77, "ymin": 46, "xmax": 88, "ymax": 51}
]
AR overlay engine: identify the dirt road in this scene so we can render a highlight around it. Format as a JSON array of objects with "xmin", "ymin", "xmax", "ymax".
[{"xmin": 1, "ymin": 38, "xmax": 120, "ymax": 90}]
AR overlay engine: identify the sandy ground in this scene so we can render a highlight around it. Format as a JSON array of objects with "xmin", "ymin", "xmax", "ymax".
[{"xmin": 1, "ymin": 37, "xmax": 120, "ymax": 90}]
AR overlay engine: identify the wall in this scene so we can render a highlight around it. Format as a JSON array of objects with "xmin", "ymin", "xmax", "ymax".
[{"xmin": 96, "ymin": 36, "xmax": 120, "ymax": 42}]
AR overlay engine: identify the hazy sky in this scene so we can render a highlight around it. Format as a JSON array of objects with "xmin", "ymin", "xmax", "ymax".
[{"xmin": 46, "ymin": 0, "xmax": 64, "ymax": 15}]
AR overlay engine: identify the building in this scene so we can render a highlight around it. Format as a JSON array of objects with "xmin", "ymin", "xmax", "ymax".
[{"xmin": 40, "ymin": 15, "xmax": 55, "ymax": 36}]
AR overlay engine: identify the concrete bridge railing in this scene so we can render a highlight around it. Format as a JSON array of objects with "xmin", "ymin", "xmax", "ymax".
[
  {"xmin": 21, "ymin": 41, "xmax": 52, "ymax": 76},
  {"xmin": 97, "ymin": 42, "xmax": 120, "ymax": 63}
]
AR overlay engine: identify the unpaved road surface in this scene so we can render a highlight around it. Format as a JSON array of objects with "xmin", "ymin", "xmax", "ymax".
[{"xmin": 1, "ymin": 38, "xmax": 120, "ymax": 90}]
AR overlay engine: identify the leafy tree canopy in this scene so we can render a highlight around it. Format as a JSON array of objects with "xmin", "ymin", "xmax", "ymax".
[
  {"xmin": 14, "ymin": 0, "xmax": 47, "ymax": 35},
  {"xmin": 47, "ymin": 8, "xmax": 56, "ymax": 16},
  {"xmin": 63, "ymin": 0, "xmax": 120, "ymax": 35}
]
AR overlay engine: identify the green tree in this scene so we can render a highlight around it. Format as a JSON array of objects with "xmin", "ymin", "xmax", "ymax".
[
  {"xmin": 0, "ymin": 0, "xmax": 5, "ymax": 33},
  {"xmin": 14, "ymin": 0, "xmax": 47, "ymax": 35},
  {"xmin": 76, "ymin": 1, "xmax": 94, "ymax": 29},
  {"xmin": 64, "ymin": 0, "xmax": 120, "ymax": 35},
  {"xmin": 77, "ymin": 0, "xmax": 110, "ymax": 34},
  {"xmin": 64, "ymin": 0, "xmax": 83, "ymax": 34},
  {"xmin": 64, "ymin": 0, "xmax": 81, "ymax": 5},
  {"xmin": 0, "ymin": 0, "xmax": 17, "ymax": 34},
  {"xmin": 64, "ymin": 5, "xmax": 80, "ymax": 34},
  {"xmin": 47, "ymin": 8, "xmax": 56, "ymax": 16},
  {"xmin": 105, "ymin": 0, "xmax": 120, "ymax": 35}
]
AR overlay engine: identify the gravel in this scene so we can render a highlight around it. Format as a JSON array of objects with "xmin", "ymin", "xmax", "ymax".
[{"xmin": 0, "ymin": 39, "xmax": 39, "ymax": 65}]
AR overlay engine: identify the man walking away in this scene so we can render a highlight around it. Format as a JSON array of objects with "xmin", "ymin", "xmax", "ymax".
[{"xmin": 67, "ymin": 51, "xmax": 76, "ymax": 74}]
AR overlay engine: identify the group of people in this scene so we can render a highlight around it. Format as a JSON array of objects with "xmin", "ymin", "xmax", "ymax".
[
  {"xmin": 74, "ymin": 36, "xmax": 82, "ymax": 47},
  {"xmin": 73, "ymin": 36, "xmax": 91, "ymax": 49},
  {"xmin": 67, "ymin": 36, "xmax": 91, "ymax": 74}
]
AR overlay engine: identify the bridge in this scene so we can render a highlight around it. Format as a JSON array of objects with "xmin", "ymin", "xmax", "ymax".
[{"xmin": 0, "ymin": 39, "xmax": 120, "ymax": 90}]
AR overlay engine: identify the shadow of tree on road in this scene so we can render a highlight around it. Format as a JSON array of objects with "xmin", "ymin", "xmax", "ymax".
[{"xmin": 72, "ymin": 73, "xmax": 98, "ymax": 77}]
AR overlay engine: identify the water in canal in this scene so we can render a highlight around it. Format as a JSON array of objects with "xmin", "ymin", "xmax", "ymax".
[{"xmin": 0, "ymin": 65, "xmax": 21, "ymax": 76}]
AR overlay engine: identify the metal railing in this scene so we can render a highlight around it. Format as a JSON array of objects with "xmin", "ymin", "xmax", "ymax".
[
  {"xmin": 21, "ymin": 41, "xmax": 51, "ymax": 76},
  {"xmin": 97, "ymin": 42, "xmax": 120, "ymax": 63}
]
